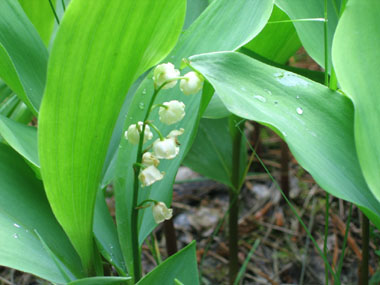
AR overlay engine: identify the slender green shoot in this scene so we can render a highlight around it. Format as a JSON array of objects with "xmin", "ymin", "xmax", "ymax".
[
  {"xmin": 148, "ymin": 232, "xmax": 162, "ymax": 265},
  {"xmin": 359, "ymin": 215, "xmax": 370, "ymax": 285},
  {"xmin": 336, "ymin": 203, "xmax": 353, "ymax": 278},
  {"xmin": 300, "ymin": 199, "xmax": 317, "ymax": 285},
  {"xmin": 268, "ymin": 18, "xmax": 326, "ymax": 24},
  {"xmin": 324, "ymin": 193, "xmax": 330, "ymax": 284},
  {"xmin": 322, "ymin": 1, "xmax": 332, "ymax": 283},
  {"xmin": 48, "ymin": 0, "xmax": 60, "ymax": 25},
  {"xmin": 233, "ymin": 239, "xmax": 260, "ymax": 285}
]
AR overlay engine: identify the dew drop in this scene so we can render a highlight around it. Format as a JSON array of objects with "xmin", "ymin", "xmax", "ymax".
[
  {"xmin": 138, "ymin": 102, "xmax": 145, "ymax": 110},
  {"xmin": 13, "ymin": 233, "xmax": 19, "ymax": 239},
  {"xmin": 142, "ymin": 89, "xmax": 147, "ymax": 95},
  {"xmin": 13, "ymin": 223, "xmax": 21, "ymax": 228},
  {"xmin": 253, "ymin": 95, "xmax": 266, "ymax": 103},
  {"xmin": 282, "ymin": 131, "xmax": 287, "ymax": 137},
  {"xmin": 296, "ymin": 107, "xmax": 303, "ymax": 115},
  {"xmin": 264, "ymin": 89, "xmax": 272, "ymax": 95},
  {"xmin": 274, "ymin": 72, "xmax": 285, "ymax": 78},
  {"xmin": 296, "ymin": 95, "xmax": 300, "ymax": 99}
]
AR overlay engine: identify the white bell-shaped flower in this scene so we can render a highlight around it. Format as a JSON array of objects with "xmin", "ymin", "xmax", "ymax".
[
  {"xmin": 138, "ymin": 165, "xmax": 164, "ymax": 187},
  {"xmin": 124, "ymin": 121, "xmax": 153, "ymax": 145},
  {"xmin": 152, "ymin": 202, "xmax": 173, "ymax": 224},
  {"xmin": 142, "ymin": 152, "xmax": 160, "ymax": 167},
  {"xmin": 158, "ymin": 100, "xmax": 185, "ymax": 125},
  {"xmin": 153, "ymin": 63, "xmax": 180, "ymax": 90},
  {"xmin": 152, "ymin": 137, "xmax": 178, "ymax": 160},
  {"xmin": 153, "ymin": 128, "xmax": 184, "ymax": 159},
  {"xmin": 180, "ymin": 71, "xmax": 204, "ymax": 95}
]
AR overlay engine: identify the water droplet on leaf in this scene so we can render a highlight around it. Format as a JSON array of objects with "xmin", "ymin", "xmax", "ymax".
[
  {"xmin": 253, "ymin": 95, "xmax": 266, "ymax": 103},
  {"xmin": 296, "ymin": 107, "xmax": 303, "ymax": 115},
  {"xmin": 139, "ymin": 102, "xmax": 145, "ymax": 110}
]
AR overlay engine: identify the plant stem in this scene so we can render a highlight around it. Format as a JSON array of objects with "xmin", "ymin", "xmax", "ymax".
[
  {"xmin": 324, "ymin": 193, "xmax": 330, "ymax": 284},
  {"xmin": 323, "ymin": 1, "xmax": 331, "ymax": 283},
  {"xmin": 131, "ymin": 85, "xmax": 163, "ymax": 282},
  {"xmin": 48, "ymin": 0, "xmax": 60, "ymax": 25},
  {"xmin": 359, "ymin": 214, "xmax": 369, "ymax": 285},
  {"xmin": 228, "ymin": 190, "xmax": 239, "ymax": 284},
  {"xmin": 336, "ymin": 203, "xmax": 353, "ymax": 278},
  {"xmin": 228, "ymin": 115, "xmax": 244, "ymax": 284},
  {"xmin": 280, "ymin": 141, "xmax": 289, "ymax": 198},
  {"xmin": 164, "ymin": 218, "xmax": 178, "ymax": 256}
]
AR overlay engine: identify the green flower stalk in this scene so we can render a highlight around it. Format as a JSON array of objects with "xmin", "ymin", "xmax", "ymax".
[{"xmin": 123, "ymin": 61, "xmax": 203, "ymax": 282}]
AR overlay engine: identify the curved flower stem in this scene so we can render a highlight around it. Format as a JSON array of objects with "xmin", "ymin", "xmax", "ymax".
[
  {"xmin": 146, "ymin": 122, "xmax": 165, "ymax": 141},
  {"xmin": 130, "ymin": 77, "xmax": 179, "ymax": 282}
]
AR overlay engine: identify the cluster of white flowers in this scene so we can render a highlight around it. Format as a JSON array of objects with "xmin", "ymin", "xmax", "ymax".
[{"xmin": 124, "ymin": 62, "xmax": 204, "ymax": 223}]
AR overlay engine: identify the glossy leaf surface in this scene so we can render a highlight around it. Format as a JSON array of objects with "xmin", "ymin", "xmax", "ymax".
[
  {"xmin": 332, "ymin": 0, "xmax": 380, "ymax": 201},
  {"xmin": 245, "ymin": 4, "xmax": 301, "ymax": 64},
  {"xmin": 0, "ymin": 0, "xmax": 48, "ymax": 114},
  {"xmin": 0, "ymin": 114, "xmax": 39, "ymax": 167},
  {"xmin": 38, "ymin": 0, "xmax": 186, "ymax": 273},
  {"xmin": 0, "ymin": 144, "xmax": 83, "ymax": 283},
  {"xmin": 189, "ymin": 51, "xmax": 380, "ymax": 227},
  {"xmin": 137, "ymin": 242, "xmax": 198, "ymax": 285},
  {"xmin": 276, "ymin": 0, "xmax": 339, "ymax": 70},
  {"xmin": 18, "ymin": 0, "xmax": 55, "ymax": 46}
]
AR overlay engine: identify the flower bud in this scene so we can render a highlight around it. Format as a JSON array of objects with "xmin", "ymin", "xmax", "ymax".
[
  {"xmin": 153, "ymin": 129, "xmax": 184, "ymax": 159},
  {"xmin": 167, "ymin": 128, "xmax": 184, "ymax": 139},
  {"xmin": 180, "ymin": 71, "xmax": 204, "ymax": 95},
  {"xmin": 152, "ymin": 202, "xmax": 173, "ymax": 224},
  {"xmin": 142, "ymin": 152, "xmax": 160, "ymax": 167},
  {"xmin": 153, "ymin": 63, "xmax": 180, "ymax": 89},
  {"xmin": 124, "ymin": 122, "xmax": 153, "ymax": 145},
  {"xmin": 138, "ymin": 165, "xmax": 164, "ymax": 187},
  {"xmin": 158, "ymin": 100, "xmax": 185, "ymax": 125}
]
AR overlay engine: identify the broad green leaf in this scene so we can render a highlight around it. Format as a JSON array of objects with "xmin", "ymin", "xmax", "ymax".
[
  {"xmin": 202, "ymin": 93, "xmax": 230, "ymax": 119},
  {"xmin": 0, "ymin": 114, "xmax": 39, "ymax": 167},
  {"xmin": 38, "ymin": 0, "xmax": 186, "ymax": 274},
  {"xmin": 0, "ymin": 144, "xmax": 83, "ymax": 283},
  {"xmin": 18, "ymin": 0, "xmax": 55, "ymax": 46},
  {"xmin": 0, "ymin": 0, "xmax": 48, "ymax": 114},
  {"xmin": 137, "ymin": 242, "xmax": 198, "ymax": 285},
  {"xmin": 332, "ymin": 0, "xmax": 380, "ymax": 201},
  {"xmin": 183, "ymin": 0, "xmax": 209, "ymax": 29},
  {"xmin": 183, "ymin": 117, "xmax": 246, "ymax": 188},
  {"xmin": 114, "ymin": 0, "xmax": 274, "ymax": 274},
  {"xmin": 244, "ymin": 4, "xmax": 301, "ymax": 64},
  {"xmin": 276, "ymin": 0, "xmax": 339, "ymax": 70},
  {"xmin": 189, "ymin": 51, "xmax": 380, "ymax": 228},
  {"xmin": 94, "ymin": 190, "xmax": 127, "ymax": 275},
  {"xmin": 69, "ymin": 277, "xmax": 131, "ymax": 285}
]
